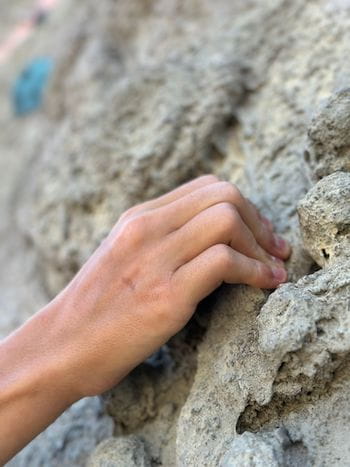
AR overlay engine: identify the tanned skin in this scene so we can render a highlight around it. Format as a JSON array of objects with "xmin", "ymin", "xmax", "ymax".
[{"xmin": 0, "ymin": 175, "xmax": 291, "ymax": 463}]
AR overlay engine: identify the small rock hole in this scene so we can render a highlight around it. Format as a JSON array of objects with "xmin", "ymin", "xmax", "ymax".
[
  {"xmin": 321, "ymin": 248, "xmax": 329, "ymax": 260},
  {"xmin": 304, "ymin": 150, "xmax": 310, "ymax": 163},
  {"xmin": 309, "ymin": 262, "xmax": 321, "ymax": 274}
]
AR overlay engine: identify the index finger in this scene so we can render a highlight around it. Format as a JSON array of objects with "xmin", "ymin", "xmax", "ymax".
[{"xmin": 119, "ymin": 174, "xmax": 219, "ymax": 222}]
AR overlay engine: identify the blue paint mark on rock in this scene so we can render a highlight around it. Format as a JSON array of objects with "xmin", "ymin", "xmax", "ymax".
[
  {"xmin": 145, "ymin": 345, "xmax": 173, "ymax": 369},
  {"xmin": 12, "ymin": 57, "xmax": 54, "ymax": 116}
]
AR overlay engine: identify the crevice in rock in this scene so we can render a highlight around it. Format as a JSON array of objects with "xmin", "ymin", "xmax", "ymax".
[
  {"xmin": 308, "ymin": 261, "xmax": 321, "ymax": 275},
  {"xmin": 321, "ymin": 248, "xmax": 330, "ymax": 260}
]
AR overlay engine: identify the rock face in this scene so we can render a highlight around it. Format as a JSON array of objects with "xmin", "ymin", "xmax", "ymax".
[
  {"xmin": 87, "ymin": 436, "xmax": 151, "ymax": 467},
  {"xmin": 298, "ymin": 172, "xmax": 350, "ymax": 267},
  {"xmin": 306, "ymin": 90, "xmax": 350, "ymax": 180},
  {"xmin": 8, "ymin": 398, "xmax": 114, "ymax": 467},
  {"xmin": 3, "ymin": 0, "xmax": 350, "ymax": 465},
  {"xmin": 220, "ymin": 429, "xmax": 299, "ymax": 467}
]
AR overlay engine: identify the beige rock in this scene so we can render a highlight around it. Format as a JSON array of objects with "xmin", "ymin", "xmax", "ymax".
[
  {"xmin": 2, "ymin": 0, "xmax": 350, "ymax": 466},
  {"xmin": 87, "ymin": 436, "xmax": 151, "ymax": 467},
  {"xmin": 298, "ymin": 172, "xmax": 350, "ymax": 267},
  {"xmin": 307, "ymin": 89, "xmax": 350, "ymax": 180}
]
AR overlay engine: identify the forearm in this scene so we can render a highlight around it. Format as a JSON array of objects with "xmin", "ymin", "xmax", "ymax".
[{"xmin": 0, "ymin": 305, "xmax": 77, "ymax": 464}]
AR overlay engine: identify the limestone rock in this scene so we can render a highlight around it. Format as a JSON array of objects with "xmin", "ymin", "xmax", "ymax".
[
  {"xmin": 307, "ymin": 89, "xmax": 350, "ymax": 179},
  {"xmin": 3, "ymin": 0, "xmax": 350, "ymax": 466},
  {"xmin": 175, "ymin": 286, "xmax": 271, "ymax": 466},
  {"xmin": 87, "ymin": 436, "xmax": 151, "ymax": 467},
  {"xmin": 102, "ymin": 329, "xmax": 199, "ymax": 465},
  {"xmin": 8, "ymin": 398, "xmax": 114, "ymax": 467},
  {"xmin": 221, "ymin": 434, "xmax": 281, "ymax": 467},
  {"xmin": 259, "ymin": 264, "xmax": 350, "ymax": 399},
  {"xmin": 103, "ymin": 365, "xmax": 158, "ymax": 432},
  {"xmin": 298, "ymin": 171, "xmax": 350, "ymax": 267},
  {"xmin": 220, "ymin": 429, "xmax": 294, "ymax": 467}
]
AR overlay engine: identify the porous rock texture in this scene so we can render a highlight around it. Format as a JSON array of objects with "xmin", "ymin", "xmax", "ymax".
[
  {"xmin": 7, "ymin": 398, "xmax": 114, "ymax": 467},
  {"xmin": 298, "ymin": 171, "xmax": 350, "ymax": 267},
  {"xmin": 2, "ymin": 0, "xmax": 350, "ymax": 466},
  {"xmin": 87, "ymin": 436, "xmax": 151, "ymax": 467}
]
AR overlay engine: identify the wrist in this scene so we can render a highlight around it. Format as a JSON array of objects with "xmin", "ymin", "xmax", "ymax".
[
  {"xmin": 0, "ymin": 304, "xmax": 82, "ymax": 463},
  {"xmin": 0, "ymin": 303, "xmax": 80, "ymax": 411}
]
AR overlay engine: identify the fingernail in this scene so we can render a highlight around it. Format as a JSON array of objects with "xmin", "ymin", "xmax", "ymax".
[
  {"xmin": 273, "ymin": 234, "xmax": 288, "ymax": 251},
  {"xmin": 272, "ymin": 267, "xmax": 287, "ymax": 283}
]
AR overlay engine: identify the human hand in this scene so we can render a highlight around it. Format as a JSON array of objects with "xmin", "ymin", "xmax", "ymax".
[
  {"xmin": 0, "ymin": 175, "xmax": 291, "ymax": 463},
  {"xmin": 49, "ymin": 175, "xmax": 290, "ymax": 398}
]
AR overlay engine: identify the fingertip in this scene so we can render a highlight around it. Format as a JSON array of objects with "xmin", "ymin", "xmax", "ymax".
[
  {"xmin": 272, "ymin": 234, "xmax": 292, "ymax": 259},
  {"xmin": 256, "ymin": 263, "xmax": 288, "ymax": 290},
  {"xmin": 271, "ymin": 266, "xmax": 288, "ymax": 283},
  {"xmin": 250, "ymin": 261, "xmax": 278, "ymax": 289}
]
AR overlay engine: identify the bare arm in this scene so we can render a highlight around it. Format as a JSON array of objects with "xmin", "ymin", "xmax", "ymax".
[{"xmin": 0, "ymin": 175, "xmax": 290, "ymax": 464}]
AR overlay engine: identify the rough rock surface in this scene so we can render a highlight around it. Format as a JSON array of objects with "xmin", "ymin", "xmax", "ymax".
[
  {"xmin": 298, "ymin": 171, "xmax": 350, "ymax": 267},
  {"xmin": 306, "ymin": 89, "xmax": 350, "ymax": 180},
  {"xmin": 220, "ymin": 429, "xmax": 298, "ymax": 467},
  {"xmin": 87, "ymin": 436, "xmax": 151, "ymax": 467},
  {"xmin": 8, "ymin": 398, "xmax": 114, "ymax": 467},
  {"xmin": 1, "ymin": 0, "xmax": 350, "ymax": 466}
]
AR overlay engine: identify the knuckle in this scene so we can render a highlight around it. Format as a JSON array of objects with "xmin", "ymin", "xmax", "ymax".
[
  {"xmin": 214, "ymin": 244, "xmax": 233, "ymax": 269},
  {"xmin": 216, "ymin": 203, "xmax": 240, "ymax": 232},
  {"xmin": 118, "ymin": 205, "xmax": 142, "ymax": 222},
  {"xmin": 200, "ymin": 174, "xmax": 220, "ymax": 184},
  {"xmin": 118, "ymin": 213, "xmax": 150, "ymax": 245},
  {"xmin": 218, "ymin": 181, "xmax": 242, "ymax": 203}
]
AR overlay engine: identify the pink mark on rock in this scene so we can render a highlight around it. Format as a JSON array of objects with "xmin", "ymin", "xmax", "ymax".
[{"xmin": 0, "ymin": 0, "xmax": 60, "ymax": 65}]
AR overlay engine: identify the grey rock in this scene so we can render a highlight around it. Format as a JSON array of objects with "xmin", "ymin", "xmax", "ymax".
[
  {"xmin": 87, "ymin": 436, "xmax": 151, "ymax": 467},
  {"xmin": 298, "ymin": 171, "xmax": 350, "ymax": 267},
  {"xmin": 2, "ymin": 0, "xmax": 350, "ymax": 466},
  {"xmin": 220, "ymin": 429, "xmax": 288, "ymax": 467},
  {"xmin": 8, "ymin": 398, "xmax": 114, "ymax": 467},
  {"xmin": 259, "ymin": 264, "xmax": 350, "ymax": 399},
  {"xmin": 307, "ymin": 89, "xmax": 350, "ymax": 179},
  {"xmin": 221, "ymin": 428, "xmax": 311, "ymax": 467}
]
